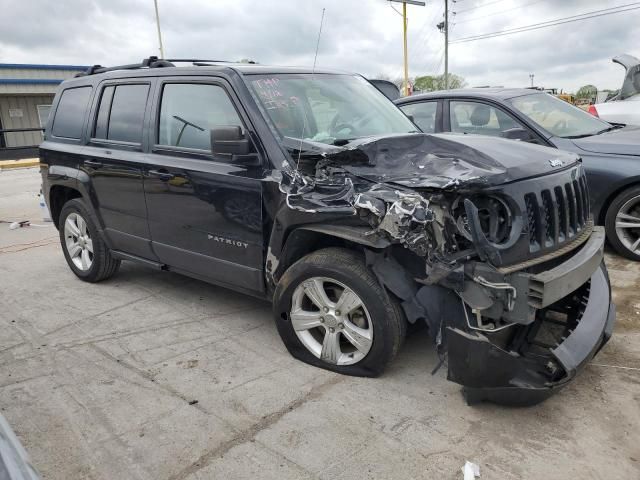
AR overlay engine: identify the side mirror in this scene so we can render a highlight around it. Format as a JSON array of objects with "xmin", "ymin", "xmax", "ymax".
[
  {"xmin": 502, "ymin": 127, "xmax": 532, "ymax": 142},
  {"xmin": 210, "ymin": 126, "xmax": 260, "ymax": 166}
]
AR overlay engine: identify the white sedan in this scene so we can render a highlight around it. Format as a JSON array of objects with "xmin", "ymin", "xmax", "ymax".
[{"xmin": 590, "ymin": 54, "xmax": 640, "ymax": 125}]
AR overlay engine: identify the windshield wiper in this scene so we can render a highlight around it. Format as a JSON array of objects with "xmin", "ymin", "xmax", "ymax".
[
  {"xmin": 597, "ymin": 124, "xmax": 624, "ymax": 134},
  {"xmin": 564, "ymin": 128, "xmax": 615, "ymax": 139}
]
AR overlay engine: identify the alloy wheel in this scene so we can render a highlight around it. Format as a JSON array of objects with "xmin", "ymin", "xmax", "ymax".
[
  {"xmin": 290, "ymin": 277, "xmax": 373, "ymax": 366},
  {"xmin": 64, "ymin": 212, "xmax": 94, "ymax": 271},
  {"xmin": 615, "ymin": 194, "xmax": 640, "ymax": 256}
]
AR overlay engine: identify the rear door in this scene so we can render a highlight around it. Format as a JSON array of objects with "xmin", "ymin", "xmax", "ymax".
[
  {"xmin": 142, "ymin": 78, "xmax": 265, "ymax": 294},
  {"xmin": 397, "ymin": 100, "xmax": 442, "ymax": 133},
  {"xmin": 83, "ymin": 81, "xmax": 157, "ymax": 260}
]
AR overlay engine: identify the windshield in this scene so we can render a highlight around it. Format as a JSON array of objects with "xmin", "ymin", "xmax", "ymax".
[
  {"xmin": 508, "ymin": 93, "xmax": 610, "ymax": 138},
  {"xmin": 247, "ymin": 74, "xmax": 417, "ymax": 146}
]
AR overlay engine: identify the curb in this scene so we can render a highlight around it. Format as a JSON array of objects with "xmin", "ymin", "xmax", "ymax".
[{"xmin": 0, "ymin": 159, "xmax": 40, "ymax": 170}]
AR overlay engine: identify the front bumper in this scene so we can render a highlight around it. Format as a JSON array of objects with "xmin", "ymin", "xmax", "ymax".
[{"xmin": 445, "ymin": 228, "xmax": 615, "ymax": 406}]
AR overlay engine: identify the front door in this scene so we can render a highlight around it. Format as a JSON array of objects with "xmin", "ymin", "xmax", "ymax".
[{"xmin": 143, "ymin": 79, "xmax": 265, "ymax": 294}]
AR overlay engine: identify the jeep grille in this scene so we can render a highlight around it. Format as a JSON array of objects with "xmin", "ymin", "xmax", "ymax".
[{"xmin": 524, "ymin": 172, "xmax": 590, "ymax": 252}]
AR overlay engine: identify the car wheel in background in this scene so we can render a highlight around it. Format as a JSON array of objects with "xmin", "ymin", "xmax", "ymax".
[
  {"xmin": 59, "ymin": 198, "xmax": 121, "ymax": 282},
  {"xmin": 273, "ymin": 247, "xmax": 406, "ymax": 377},
  {"xmin": 605, "ymin": 185, "xmax": 640, "ymax": 261}
]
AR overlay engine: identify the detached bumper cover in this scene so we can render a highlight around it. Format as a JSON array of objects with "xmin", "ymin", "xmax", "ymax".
[{"xmin": 446, "ymin": 229, "xmax": 615, "ymax": 406}]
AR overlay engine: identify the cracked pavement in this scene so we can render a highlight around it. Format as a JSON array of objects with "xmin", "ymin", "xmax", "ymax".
[{"xmin": 1, "ymin": 167, "xmax": 639, "ymax": 479}]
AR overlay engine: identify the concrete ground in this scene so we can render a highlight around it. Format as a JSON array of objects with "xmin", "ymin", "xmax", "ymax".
[{"xmin": 0, "ymin": 167, "xmax": 639, "ymax": 480}]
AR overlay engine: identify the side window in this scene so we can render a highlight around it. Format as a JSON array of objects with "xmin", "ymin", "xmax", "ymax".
[
  {"xmin": 94, "ymin": 86, "xmax": 114, "ymax": 139},
  {"xmin": 399, "ymin": 102, "xmax": 438, "ymax": 133},
  {"xmin": 158, "ymin": 83, "xmax": 243, "ymax": 150},
  {"xmin": 37, "ymin": 105, "xmax": 52, "ymax": 128},
  {"xmin": 51, "ymin": 86, "xmax": 92, "ymax": 139},
  {"xmin": 450, "ymin": 101, "xmax": 523, "ymax": 137},
  {"xmin": 93, "ymin": 84, "xmax": 149, "ymax": 143}
]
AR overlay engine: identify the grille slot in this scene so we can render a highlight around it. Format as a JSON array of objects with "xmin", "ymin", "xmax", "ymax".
[
  {"xmin": 565, "ymin": 183, "xmax": 577, "ymax": 233},
  {"xmin": 579, "ymin": 175, "xmax": 590, "ymax": 219},
  {"xmin": 525, "ymin": 193, "xmax": 541, "ymax": 251},
  {"xmin": 573, "ymin": 180, "xmax": 584, "ymax": 226},
  {"xmin": 541, "ymin": 190, "xmax": 555, "ymax": 246},
  {"xmin": 554, "ymin": 186, "xmax": 567, "ymax": 242}
]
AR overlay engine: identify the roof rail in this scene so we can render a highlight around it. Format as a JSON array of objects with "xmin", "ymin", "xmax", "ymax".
[
  {"xmin": 167, "ymin": 59, "xmax": 255, "ymax": 64},
  {"xmin": 75, "ymin": 56, "xmax": 257, "ymax": 77},
  {"xmin": 75, "ymin": 56, "xmax": 174, "ymax": 77}
]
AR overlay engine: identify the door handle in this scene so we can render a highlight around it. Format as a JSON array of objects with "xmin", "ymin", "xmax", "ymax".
[
  {"xmin": 148, "ymin": 169, "xmax": 175, "ymax": 181},
  {"xmin": 84, "ymin": 160, "xmax": 103, "ymax": 168}
]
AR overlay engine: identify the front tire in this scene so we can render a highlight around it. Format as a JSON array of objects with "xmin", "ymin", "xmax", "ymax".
[
  {"xmin": 59, "ymin": 199, "xmax": 120, "ymax": 282},
  {"xmin": 273, "ymin": 248, "xmax": 406, "ymax": 377},
  {"xmin": 605, "ymin": 185, "xmax": 640, "ymax": 261}
]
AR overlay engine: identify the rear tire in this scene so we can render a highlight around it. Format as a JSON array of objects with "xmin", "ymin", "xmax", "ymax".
[
  {"xmin": 604, "ymin": 185, "xmax": 640, "ymax": 261},
  {"xmin": 59, "ymin": 199, "xmax": 120, "ymax": 282},
  {"xmin": 273, "ymin": 247, "xmax": 406, "ymax": 377}
]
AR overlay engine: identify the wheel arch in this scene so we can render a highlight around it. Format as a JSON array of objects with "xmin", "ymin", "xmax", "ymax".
[
  {"xmin": 49, "ymin": 185, "xmax": 83, "ymax": 228},
  {"xmin": 597, "ymin": 177, "xmax": 640, "ymax": 225},
  {"xmin": 271, "ymin": 224, "xmax": 391, "ymax": 283}
]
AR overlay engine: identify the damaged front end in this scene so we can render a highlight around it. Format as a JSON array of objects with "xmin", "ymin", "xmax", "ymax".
[{"xmin": 277, "ymin": 133, "xmax": 615, "ymax": 406}]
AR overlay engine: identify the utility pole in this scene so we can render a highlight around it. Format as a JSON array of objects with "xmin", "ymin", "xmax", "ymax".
[
  {"xmin": 390, "ymin": 1, "xmax": 426, "ymax": 97},
  {"xmin": 529, "ymin": 73, "xmax": 535, "ymax": 88},
  {"xmin": 153, "ymin": 0, "xmax": 165, "ymax": 58},
  {"xmin": 444, "ymin": 0, "xmax": 449, "ymax": 89},
  {"xmin": 437, "ymin": 1, "xmax": 449, "ymax": 89},
  {"xmin": 403, "ymin": 2, "xmax": 409, "ymax": 96}
]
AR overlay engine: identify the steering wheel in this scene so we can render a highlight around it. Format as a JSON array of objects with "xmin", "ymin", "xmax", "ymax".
[
  {"xmin": 329, "ymin": 115, "xmax": 357, "ymax": 137},
  {"xmin": 331, "ymin": 123, "xmax": 357, "ymax": 136}
]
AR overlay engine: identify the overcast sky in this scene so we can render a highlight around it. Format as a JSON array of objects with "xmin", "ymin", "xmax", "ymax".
[{"xmin": 1, "ymin": 0, "xmax": 638, "ymax": 92}]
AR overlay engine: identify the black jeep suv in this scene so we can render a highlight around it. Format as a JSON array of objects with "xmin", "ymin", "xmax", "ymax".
[{"xmin": 40, "ymin": 57, "xmax": 615, "ymax": 405}]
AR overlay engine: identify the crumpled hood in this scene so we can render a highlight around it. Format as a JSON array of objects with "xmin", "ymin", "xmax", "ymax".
[
  {"xmin": 570, "ymin": 125, "xmax": 640, "ymax": 156},
  {"xmin": 323, "ymin": 133, "xmax": 579, "ymax": 189}
]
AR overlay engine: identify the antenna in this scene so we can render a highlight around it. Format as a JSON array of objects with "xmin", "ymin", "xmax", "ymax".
[
  {"xmin": 313, "ymin": 8, "xmax": 326, "ymax": 71},
  {"xmin": 294, "ymin": 7, "xmax": 326, "ymax": 173},
  {"xmin": 153, "ymin": 0, "xmax": 165, "ymax": 58}
]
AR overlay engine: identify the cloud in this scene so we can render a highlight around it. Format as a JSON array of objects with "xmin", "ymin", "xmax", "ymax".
[{"xmin": 0, "ymin": 0, "xmax": 637, "ymax": 92}]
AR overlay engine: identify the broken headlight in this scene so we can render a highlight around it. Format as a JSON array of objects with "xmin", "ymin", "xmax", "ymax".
[{"xmin": 456, "ymin": 195, "xmax": 518, "ymax": 247}]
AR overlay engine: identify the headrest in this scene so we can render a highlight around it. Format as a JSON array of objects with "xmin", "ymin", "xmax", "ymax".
[{"xmin": 470, "ymin": 105, "xmax": 491, "ymax": 126}]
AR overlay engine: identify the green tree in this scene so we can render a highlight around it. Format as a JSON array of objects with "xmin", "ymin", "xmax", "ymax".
[
  {"xmin": 414, "ymin": 73, "xmax": 467, "ymax": 92},
  {"xmin": 576, "ymin": 84, "xmax": 598, "ymax": 99}
]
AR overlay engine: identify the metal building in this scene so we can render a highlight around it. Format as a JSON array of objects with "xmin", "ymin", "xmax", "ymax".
[{"xmin": 0, "ymin": 63, "xmax": 88, "ymax": 158}]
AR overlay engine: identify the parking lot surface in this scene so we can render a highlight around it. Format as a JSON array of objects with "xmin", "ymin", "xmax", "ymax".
[{"xmin": 1, "ymin": 167, "xmax": 639, "ymax": 479}]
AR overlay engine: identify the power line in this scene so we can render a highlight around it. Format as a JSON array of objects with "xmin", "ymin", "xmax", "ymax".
[
  {"xmin": 454, "ymin": 0, "xmax": 509, "ymax": 15},
  {"xmin": 411, "ymin": 3, "xmax": 443, "ymax": 60},
  {"xmin": 392, "ymin": 3, "xmax": 441, "ymax": 84},
  {"xmin": 455, "ymin": 0, "xmax": 547, "ymax": 24},
  {"xmin": 451, "ymin": 3, "xmax": 640, "ymax": 43},
  {"xmin": 413, "ymin": 14, "xmax": 445, "ymax": 74}
]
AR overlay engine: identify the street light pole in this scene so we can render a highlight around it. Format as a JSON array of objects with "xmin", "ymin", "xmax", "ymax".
[
  {"xmin": 529, "ymin": 73, "xmax": 535, "ymax": 88},
  {"xmin": 153, "ymin": 0, "xmax": 165, "ymax": 58},
  {"xmin": 390, "ymin": 1, "xmax": 426, "ymax": 96}
]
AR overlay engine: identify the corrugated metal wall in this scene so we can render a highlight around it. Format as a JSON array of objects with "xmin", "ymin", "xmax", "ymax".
[
  {"xmin": 0, "ymin": 67, "xmax": 77, "ymax": 80},
  {"xmin": 0, "ymin": 95, "xmax": 54, "ymax": 147}
]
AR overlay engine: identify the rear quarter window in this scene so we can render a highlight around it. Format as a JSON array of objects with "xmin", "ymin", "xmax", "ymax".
[{"xmin": 51, "ymin": 86, "xmax": 92, "ymax": 139}]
